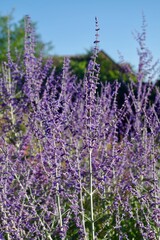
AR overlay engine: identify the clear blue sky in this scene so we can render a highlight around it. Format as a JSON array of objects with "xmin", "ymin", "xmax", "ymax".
[{"xmin": 1, "ymin": 0, "xmax": 160, "ymax": 72}]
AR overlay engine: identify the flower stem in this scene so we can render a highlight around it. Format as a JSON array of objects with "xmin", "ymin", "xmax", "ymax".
[{"xmin": 89, "ymin": 148, "xmax": 95, "ymax": 240}]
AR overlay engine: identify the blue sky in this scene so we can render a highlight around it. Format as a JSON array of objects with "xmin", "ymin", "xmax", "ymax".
[{"xmin": 1, "ymin": 0, "xmax": 160, "ymax": 71}]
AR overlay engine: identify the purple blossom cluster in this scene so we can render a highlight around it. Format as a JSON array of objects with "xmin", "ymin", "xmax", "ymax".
[{"xmin": 0, "ymin": 16, "xmax": 159, "ymax": 239}]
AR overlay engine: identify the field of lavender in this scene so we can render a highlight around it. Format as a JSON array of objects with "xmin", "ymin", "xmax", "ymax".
[{"xmin": 0, "ymin": 16, "xmax": 160, "ymax": 240}]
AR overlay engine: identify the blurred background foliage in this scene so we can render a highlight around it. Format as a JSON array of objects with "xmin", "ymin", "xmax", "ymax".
[{"xmin": 0, "ymin": 12, "xmax": 53, "ymax": 63}]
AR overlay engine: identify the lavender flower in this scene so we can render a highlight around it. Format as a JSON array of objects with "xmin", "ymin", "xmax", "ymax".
[{"xmin": 0, "ymin": 15, "xmax": 159, "ymax": 240}]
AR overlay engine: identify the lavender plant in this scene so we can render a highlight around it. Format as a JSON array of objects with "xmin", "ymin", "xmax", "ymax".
[{"xmin": 0, "ymin": 16, "xmax": 159, "ymax": 240}]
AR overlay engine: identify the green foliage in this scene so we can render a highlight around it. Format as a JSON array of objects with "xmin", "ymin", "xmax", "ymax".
[
  {"xmin": 0, "ymin": 13, "xmax": 53, "ymax": 63},
  {"xmin": 68, "ymin": 50, "xmax": 133, "ymax": 84},
  {"xmin": 70, "ymin": 60, "xmax": 87, "ymax": 80}
]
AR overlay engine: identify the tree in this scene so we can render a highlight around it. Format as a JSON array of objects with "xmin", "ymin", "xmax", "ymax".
[{"xmin": 0, "ymin": 13, "xmax": 53, "ymax": 63}]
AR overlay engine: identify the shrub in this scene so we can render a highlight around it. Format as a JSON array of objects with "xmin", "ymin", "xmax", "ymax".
[{"xmin": 0, "ymin": 16, "xmax": 159, "ymax": 240}]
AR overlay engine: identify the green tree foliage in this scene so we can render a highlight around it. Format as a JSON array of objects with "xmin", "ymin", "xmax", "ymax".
[
  {"xmin": 68, "ymin": 50, "xmax": 136, "ymax": 84},
  {"xmin": 69, "ymin": 50, "xmax": 133, "ymax": 107},
  {"xmin": 0, "ymin": 13, "xmax": 53, "ymax": 63},
  {"xmin": 51, "ymin": 50, "xmax": 136, "ymax": 108}
]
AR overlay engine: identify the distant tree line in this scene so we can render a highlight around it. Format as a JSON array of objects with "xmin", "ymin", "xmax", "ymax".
[{"xmin": 0, "ymin": 12, "xmax": 53, "ymax": 63}]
